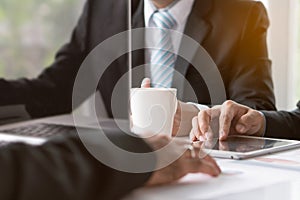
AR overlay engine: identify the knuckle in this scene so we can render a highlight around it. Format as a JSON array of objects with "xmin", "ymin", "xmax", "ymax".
[
  {"xmin": 198, "ymin": 110, "xmax": 207, "ymax": 117},
  {"xmin": 223, "ymin": 100, "xmax": 234, "ymax": 107},
  {"xmin": 247, "ymin": 111, "xmax": 255, "ymax": 118},
  {"xmin": 249, "ymin": 110, "xmax": 258, "ymax": 117}
]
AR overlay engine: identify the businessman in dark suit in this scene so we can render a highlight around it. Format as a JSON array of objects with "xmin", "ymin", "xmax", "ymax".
[
  {"xmin": 0, "ymin": 127, "xmax": 220, "ymax": 200},
  {"xmin": 263, "ymin": 101, "xmax": 300, "ymax": 140},
  {"xmin": 191, "ymin": 100, "xmax": 300, "ymax": 141},
  {"xmin": 0, "ymin": 0, "xmax": 275, "ymax": 121}
]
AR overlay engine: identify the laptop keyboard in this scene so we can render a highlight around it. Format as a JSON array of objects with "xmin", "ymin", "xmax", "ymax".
[{"xmin": 0, "ymin": 123, "xmax": 76, "ymax": 138}]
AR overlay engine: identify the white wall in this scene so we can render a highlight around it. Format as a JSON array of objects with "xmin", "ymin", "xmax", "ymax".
[{"xmin": 263, "ymin": 0, "xmax": 299, "ymax": 110}]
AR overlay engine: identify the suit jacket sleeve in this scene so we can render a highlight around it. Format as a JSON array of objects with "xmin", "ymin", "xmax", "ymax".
[
  {"xmin": 0, "ymin": 2, "xmax": 91, "ymax": 118},
  {"xmin": 263, "ymin": 101, "xmax": 300, "ymax": 140},
  {"xmin": 227, "ymin": 2, "xmax": 275, "ymax": 110},
  {"xmin": 0, "ymin": 131, "xmax": 155, "ymax": 200}
]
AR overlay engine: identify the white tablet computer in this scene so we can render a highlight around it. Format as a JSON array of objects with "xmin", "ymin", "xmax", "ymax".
[{"xmin": 196, "ymin": 135, "xmax": 300, "ymax": 160}]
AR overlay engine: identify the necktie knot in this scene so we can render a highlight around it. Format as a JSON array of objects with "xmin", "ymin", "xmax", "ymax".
[{"xmin": 152, "ymin": 10, "xmax": 176, "ymax": 29}]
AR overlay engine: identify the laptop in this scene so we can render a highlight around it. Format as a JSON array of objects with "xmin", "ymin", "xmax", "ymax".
[
  {"xmin": 0, "ymin": 112, "xmax": 129, "ymax": 146},
  {"xmin": 0, "ymin": 93, "xmax": 119, "ymax": 146}
]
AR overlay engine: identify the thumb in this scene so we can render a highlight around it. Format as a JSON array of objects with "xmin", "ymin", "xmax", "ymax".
[
  {"xmin": 235, "ymin": 113, "xmax": 253, "ymax": 134},
  {"xmin": 141, "ymin": 78, "xmax": 151, "ymax": 88}
]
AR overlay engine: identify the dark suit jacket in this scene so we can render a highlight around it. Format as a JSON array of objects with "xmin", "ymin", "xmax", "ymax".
[
  {"xmin": 0, "ymin": 0, "xmax": 275, "ymax": 118},
  {"xmin": 0, "ymin": 128, "xmax": 155, "ymax": 200},
  {"xmin": 264, "ymin": 101, "xmax": 300, "ymax": 140}
]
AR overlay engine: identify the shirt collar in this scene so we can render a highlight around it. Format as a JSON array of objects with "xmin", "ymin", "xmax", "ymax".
[{"xmin": 144, "ymin": 0, "xmax": 195, "ymax": 28}]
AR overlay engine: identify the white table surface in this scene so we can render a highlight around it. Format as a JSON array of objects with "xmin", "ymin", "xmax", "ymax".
[
  {"xmin": 1, "ymin": 114, "xmax": 299, "ymax": 200},
  {"xmin": 124, "ymin": 148, "xmax": 300, "ymax": 200}
]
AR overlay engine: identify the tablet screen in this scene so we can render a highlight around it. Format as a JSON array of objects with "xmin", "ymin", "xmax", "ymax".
[{"xmin": 202, "ymin": 136, "xmax": 291, "ymax": 153}]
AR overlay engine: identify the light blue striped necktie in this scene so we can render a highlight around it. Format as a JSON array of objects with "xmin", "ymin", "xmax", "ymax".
[{"xmin": 150, "ymin": 10, "xmax": 177, "ymax": 88}]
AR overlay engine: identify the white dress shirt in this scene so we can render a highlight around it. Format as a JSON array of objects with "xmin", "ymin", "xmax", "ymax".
[{"xmin": 143, "ymin": 0, "xmax": 208, "ymax": 111}]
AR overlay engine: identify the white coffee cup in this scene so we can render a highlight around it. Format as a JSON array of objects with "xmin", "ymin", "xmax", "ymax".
[{"xmin": 130, "ymin": 88, "xmax": 177, "ymax": 137}]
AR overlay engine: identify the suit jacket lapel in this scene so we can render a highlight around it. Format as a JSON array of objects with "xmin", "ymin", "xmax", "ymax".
[
  {"xmin": 132, "ymin": 0, "xmax": 144, "ymax": 29},
  {"xmin": 131, "ymin": 0, "xmax": 145, "ymax": 87},
  {"xmin": 172, "ymin": 0, "xmax": 213, "ymax": 99}
]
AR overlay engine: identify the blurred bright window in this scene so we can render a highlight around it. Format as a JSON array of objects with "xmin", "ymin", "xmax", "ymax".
[
  {"xmin": 259, "ymin": 0, "xmax": 300, "ymax": 109},
  {"xmin": 297, "ymin": 0, "xmax": 300, "ymax": 101},
  {"xmin": 0, "ymin": 0, "xmax": 84, "ymax": 78}
]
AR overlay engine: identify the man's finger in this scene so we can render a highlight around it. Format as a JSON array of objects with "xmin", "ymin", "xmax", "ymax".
[
  {"xmin": 141, "ymin": 78, "xmax": 151, "ymax": 88},
  {"xmin": 219, "ymin": 140, "xmax": 230, "ymax": 151},
  {"xmin": 198, "ymin": 111, "xmax": 211, "ymax": 137},
  {"xmin": 235, "ymin": 110, "xmax": 261, "ymax": 134},
  {"xmin": 185, "ymin": 159, "xmax": 220, "ymax": 177},
  {"xmin": 192, "ymin": 117, "xmax": 202, "ymax": 140},
  {"xmin": 235, "ymin": 118, "xmax": 251, "ymax": 134},
  {"xmin": 202, "ymin": 154, "xmax": 222, "ymax": 173},
  {"xmin": 219, "ymin": 102, "xmax": 236, "ymax": 140}
]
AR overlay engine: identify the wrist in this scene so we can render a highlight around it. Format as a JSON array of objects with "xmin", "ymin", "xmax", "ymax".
[
  {"xmin": 176, "ymin": 102, "xmax": 199, "ymax": 136},
  {"xmin": 257, "ymin": 111, "xmax": 266, "ymax": 137}
]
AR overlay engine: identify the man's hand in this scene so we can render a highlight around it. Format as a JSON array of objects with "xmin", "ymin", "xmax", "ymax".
[
  {"xmin": 141, "ymin": 78, "xmax": 199, "ymax": 137},
  {"xmin": 173, "ymin": 101, "xmax": 199, "ymax": 137},
  {"xmin": 190, "ymin": 100, "xmax": 266, "ymax": 141},
  {"xmin": 144, "ymin": 135, "xmax": 221, "ymax": 186}
]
